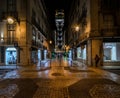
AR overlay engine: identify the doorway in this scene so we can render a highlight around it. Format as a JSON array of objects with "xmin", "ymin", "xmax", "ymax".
[{"xmin": 5, "ymin": 47, "xmax": 17, "ymax": 65}]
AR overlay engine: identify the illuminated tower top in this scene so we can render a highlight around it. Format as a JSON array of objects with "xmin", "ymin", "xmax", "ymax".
[
  {"xmin": 55, "ymin": 10, "xmax": 64, "ymax": 30},
  {"xmin": 55, "ymin": 9, "xmax": 65, "ymax": 50}
]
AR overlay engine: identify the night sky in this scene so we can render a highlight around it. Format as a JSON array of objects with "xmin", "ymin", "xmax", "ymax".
[{"xmin": 43, "ymin": 0, "xmax": 73, "ymax": 30}]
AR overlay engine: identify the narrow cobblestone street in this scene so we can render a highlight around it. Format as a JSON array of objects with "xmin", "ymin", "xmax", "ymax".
[{"xmin": 0, "ymin": 59, "xmax": 120, "ymax": 98}]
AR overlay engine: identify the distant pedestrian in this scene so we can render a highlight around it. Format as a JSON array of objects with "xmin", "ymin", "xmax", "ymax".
[{"xmin": 94, "ymin": 54, "xmax": 100, "ymax": 67}]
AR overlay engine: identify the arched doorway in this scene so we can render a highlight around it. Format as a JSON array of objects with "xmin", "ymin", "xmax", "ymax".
[{"xmin": 5, "ymin": 47, "xmax": 17, "ymax": 65}]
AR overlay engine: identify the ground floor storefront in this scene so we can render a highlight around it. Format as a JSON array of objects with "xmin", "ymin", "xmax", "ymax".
[
  {"xmin": 0, "ymin": 46, "xmax": 49, "ymax": 66},
  {"xmin": 69, "ymin": 38, "xmax": 120, "ymax": 67}
]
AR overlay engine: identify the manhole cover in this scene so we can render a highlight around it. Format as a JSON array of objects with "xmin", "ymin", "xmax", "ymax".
[{"xmin": 52, "ymin": 73, "xmax": 62, "ymax": 76}]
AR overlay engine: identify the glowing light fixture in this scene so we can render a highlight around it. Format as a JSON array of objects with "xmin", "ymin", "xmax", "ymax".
[
  {"xmin": 50, "ymin": 40, "xmax": 52, "ymax": 44},
  {"xmin": 75, "ymin": 26, "xmax": 80, "ymax": 32},
  {"xmin": 7, "ymin": 17, "xmax": 14, "ymax": 24}
]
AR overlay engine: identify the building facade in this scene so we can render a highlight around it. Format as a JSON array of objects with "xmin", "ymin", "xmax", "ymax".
[
  {"xmin": 0, "ymin": 0, "xmax": 51, "ymax": 66},
  {"xmin": 67, "ymin": 0, "xmax": 120, "ymax": 66}
]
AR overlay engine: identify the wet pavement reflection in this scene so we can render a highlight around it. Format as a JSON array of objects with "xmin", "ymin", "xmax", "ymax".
[
  {"xmin": 0, "ymin": 58, "xmax": 120, "ymax": 98},
  {"xmin": 0, "ymin": 84, "xmax": 19, "ymax": 98}
]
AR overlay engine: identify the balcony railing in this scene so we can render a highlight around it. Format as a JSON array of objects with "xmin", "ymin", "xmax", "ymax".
[
  {"xmin": 31, "ymin": 18, "xmax": 47, "ymax": 37},
  {"xmin": 31, "ymin": 40, "xmax": 42, "ymax": 48},
  {"xmin": 101, "ymin": 27, "xmax": 120, "ymax": 36},
  {"xmin": 0, "ymin": 38, "xmax": 18, "ymax": 45}
]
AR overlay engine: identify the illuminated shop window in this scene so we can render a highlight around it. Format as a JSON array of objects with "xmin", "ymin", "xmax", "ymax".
[
  {"xmin": 6, "ymin": 47, "xmax": 17, "ymax": 65},
  {"xmin": 77, "ymin": 45, "xmax": 86, "ymax": 60},
  {"xmin": 103, "ymin": 43, "xmax": 120, "ymax": 61}
]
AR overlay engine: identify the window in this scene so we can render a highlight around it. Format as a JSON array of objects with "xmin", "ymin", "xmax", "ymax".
[
  {"xmin": 103, "ymin": 42, "xmax": 120, "ymax": 61},
  {"xmin": 77, "ymin": 46, "xmax": 86, "ymax": 59},
  {"xmin": 7, "ymin": 24, "xmax": 16, "ymax": 44},
  {"xmin": 38, "ymin": 33, "xmax": 40, "ymax": 40},
  {"xmin": 7, "ymin": 0, "xmax": 16, "ymax": 12},
  {"xmin": 103, "ymin": 15, "xmax": 114, "ymax": 28},
  {"xmin": 31, "ymin": 9, "xmax": 36, "ymax": 23},
  {"xmin": 101, "ymin": 0, "xmax": 120, "ymax": 10}
]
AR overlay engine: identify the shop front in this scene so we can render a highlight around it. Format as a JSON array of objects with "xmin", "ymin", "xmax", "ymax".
[
  {"xmin": 103, "ymin": 42, "xmax": 120, "ymax": 66},
  {"xmin": 5, "ymin": 47, "xmax": 17, "ymax": 65}
]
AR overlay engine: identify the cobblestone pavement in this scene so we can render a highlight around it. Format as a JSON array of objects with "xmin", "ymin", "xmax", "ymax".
[{"xmin": 0, "ymin": 59, "xmax": 120, "ymax": 98}]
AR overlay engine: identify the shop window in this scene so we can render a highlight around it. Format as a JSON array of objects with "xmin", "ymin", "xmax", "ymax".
[
  {"xmin": 6, "ymin": 47, "xmax": 17, "ymax": 65},
  {"xmin": 103, "ymin": 42, "xmax": 120, "ymax": 61},
  {"xmin": 77, "ymin": 46, "xmax": 86, "ymax": 59},
  {"xmin": 7, "ymin": 0, "xmax": 16, "ymax": 12}
]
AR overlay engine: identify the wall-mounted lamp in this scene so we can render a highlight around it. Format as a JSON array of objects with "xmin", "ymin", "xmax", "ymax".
[
  {"xmin": 75, "ymin": 25, "xmax": 80, "ymax": 32},
  {"xmin": 7, "ymin": 17, "xmax": 14, "ymax": 24}
]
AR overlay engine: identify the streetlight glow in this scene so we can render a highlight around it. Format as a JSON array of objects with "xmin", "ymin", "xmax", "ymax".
[
  {"xmin": 75, "ymin": 26, "xmax": 80, "ymax": 32},
  {"xmin": 7, "ymin": 17, "xmax": 14, "ymax": 24},
  {"xmin": 50, "ymin": 40, "xmax": 52, "ymax": 44}
]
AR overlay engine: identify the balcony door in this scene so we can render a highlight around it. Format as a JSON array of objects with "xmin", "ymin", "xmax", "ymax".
[{"xmin": 7, "ymin": 24, "xmax": 16, "ymax": 44}]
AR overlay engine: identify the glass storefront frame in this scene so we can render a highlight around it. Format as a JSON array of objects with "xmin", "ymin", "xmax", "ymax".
[
  {"xmin": 103, "ymin": 42, "xmax": 120, "ymax": 61},
  {"xmin": 5, "ymin": 47, "xmax": 17, "ymax": 65}
]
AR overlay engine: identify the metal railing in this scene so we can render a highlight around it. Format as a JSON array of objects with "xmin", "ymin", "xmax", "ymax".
[{"xmin": 0, "ymin": 38, "xmax": 18, "ymax": 45}]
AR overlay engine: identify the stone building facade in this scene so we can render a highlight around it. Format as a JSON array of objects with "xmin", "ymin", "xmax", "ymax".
[
  {"xmin": 0, "ymin": 0, "xmax": 51, "ymax": 66},
  {"xmin": 67, "ymin": 0, "xmax": 120, "ymax": 66}
]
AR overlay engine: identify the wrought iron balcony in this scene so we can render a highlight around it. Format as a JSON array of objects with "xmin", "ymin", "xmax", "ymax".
[
  {"xmin": 0, "ymin": 38, "xmax": 18, "ymax": 45},
  {"xmin": 31, "ymin": 40, "xmax": 42, "ymax": 48},
  {"xmin": 31, "ymin": 18, "xmax": 47, "ymax": 37},
  {"xmin": 101, "ymin": 27, "xmax": 120, "ymax": 36}
]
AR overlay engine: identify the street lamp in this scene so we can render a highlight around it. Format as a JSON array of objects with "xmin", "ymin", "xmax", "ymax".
[
  {"xmin": 75, "ymin": 25, "xmax": 80, "ymax": 32},
  {"xmin": 7, "ymin": 17, "xmax": 14, "ymax": 24},
  {"xmin": 49, "ymin": 40, "xmax": 52, "ymax": 44},
  {"xmin": 73, "ymin": 25, "xmax": 80, "ymax": 40}
]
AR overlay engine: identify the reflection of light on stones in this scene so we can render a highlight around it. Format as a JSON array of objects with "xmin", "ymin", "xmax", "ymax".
[
  {"xmin": 90, "ymin": 84, "xmax": 120, "ymax": 98},
  {"xmin": 0, "ymin": 84, "xmax": 19, "ymax": 98}
]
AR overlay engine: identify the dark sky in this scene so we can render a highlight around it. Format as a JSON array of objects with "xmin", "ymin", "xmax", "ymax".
[{"xmin": 43, "ymin": 0, "xmax": 73, "ymax": 30}]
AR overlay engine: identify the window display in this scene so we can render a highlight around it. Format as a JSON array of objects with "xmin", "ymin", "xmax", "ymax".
[{"xmin": 103, "ymin": 43, "xmax": 120, "ymax": 61}]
